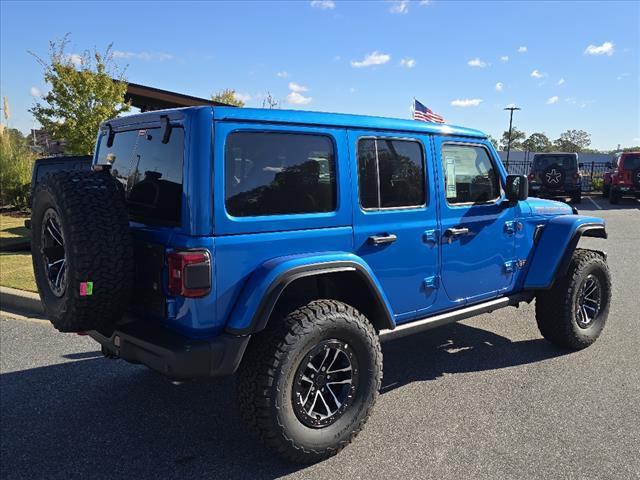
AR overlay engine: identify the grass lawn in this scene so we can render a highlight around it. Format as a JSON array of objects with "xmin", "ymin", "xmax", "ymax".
[
  {"xmin": 0, "ymin": 213, "xmax": 30, "ymax": 250},
  {"xmin": 0, "ymin": 252, "xmax": 37, "ymax": 292}
]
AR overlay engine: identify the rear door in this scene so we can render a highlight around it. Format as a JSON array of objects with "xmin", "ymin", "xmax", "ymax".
[
  {"xmin": 434, "ymin": 138, "xmax": 516, "ymax": 304},
  {"xmin": 349, "ymin": 130, "xmax": 440, "ymax": 323}
]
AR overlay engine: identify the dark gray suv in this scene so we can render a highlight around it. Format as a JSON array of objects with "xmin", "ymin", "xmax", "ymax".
[{"xmin": 528, "ymin": 152, "xmax": 582, "ymax": 203}]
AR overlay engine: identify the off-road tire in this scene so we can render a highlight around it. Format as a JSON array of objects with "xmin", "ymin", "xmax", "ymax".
[
  {"xmin": 31, "ymin": 171, "xmax": 133, "ymax": 333},
  {"xmin": 236, "ymin": 299, "xmax": 382, "ymax": 463},
  {"xmin": 571, "ymin": 192, "xmax": 582, "ymax": 203},
  {"xmin": 609, "ymin": 187, "xmax": 620, "ymax": 204},
  {"xmin": 602, "ymin": 184, "xmax": 610, "ymax": 197},
  {"xmin": 535, "ymin": 249, "xmax": 611, "ymax": 350}
]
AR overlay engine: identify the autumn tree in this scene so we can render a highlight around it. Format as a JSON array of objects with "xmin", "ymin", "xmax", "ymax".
[
  {"xmin": 211, "ymin": 89, "xmax": 245, "ymax": 107},
  {"xmin": 30, "ymin": 35, "xmax": 130, "ymax": 155}
]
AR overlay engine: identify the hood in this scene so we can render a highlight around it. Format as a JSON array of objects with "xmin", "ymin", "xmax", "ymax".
[{"xmin": 525, "ymin": 197, "xmax": 574, "ymax": 217}]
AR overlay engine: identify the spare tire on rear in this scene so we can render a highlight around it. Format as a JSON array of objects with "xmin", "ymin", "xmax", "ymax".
[{"xmin": 31, "ymin": 171, "xmax": 133, "ymax": 333}]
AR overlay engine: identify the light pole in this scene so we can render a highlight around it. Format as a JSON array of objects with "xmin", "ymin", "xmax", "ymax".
[{"xmin": 504, "ymin": 106, "xmax": 521, "ymax": 169}]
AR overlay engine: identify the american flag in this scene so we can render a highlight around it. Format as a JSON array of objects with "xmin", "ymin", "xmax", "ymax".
[{"xmin": 412, "ymin": 99, "xmax": 445, "ymax": 124}]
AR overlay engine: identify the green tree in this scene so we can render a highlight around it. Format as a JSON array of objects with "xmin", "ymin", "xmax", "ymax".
[
  {"xmin": 499, "ymin": 127, "xmax": 526, "ymax": 151},
  {"xmin": 522, "ymin": 132, "xmax": 552, "ymax": 153},
  {"xmin": 553, "ymin": 129, "xmax": 591, "ymax": 153},
  {"xmin": 29, "ymin": 35, "xmax": 130, "ymax": 155},
  {"xmin": 487, "ymin": 135, "xmax": 499, "ymax": 150},
  {"xmin": 211, "ymin": 89, "xmax": 245, "ymax": 107},
  {"xmin": 0, "ymin": 128, "xmax": 36, "ymax": 208}
]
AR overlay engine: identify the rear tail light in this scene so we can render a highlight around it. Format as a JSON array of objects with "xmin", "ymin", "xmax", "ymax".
[
  {"xmin": 573, "ymin": 172, "xmax": 580, "ymax": 180},
  {"xmin": 528, "ymin": 171, "xmax": 535, "ymax": 181},
  {"xmin": 168, "ymin": 250, "xmax": 211, "ymax": 298}
]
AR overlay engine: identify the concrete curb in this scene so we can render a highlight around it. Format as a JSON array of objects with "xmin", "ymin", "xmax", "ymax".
[{"xmin": 0, "ymin": 286, "xmax": 44, "ymax": 315}]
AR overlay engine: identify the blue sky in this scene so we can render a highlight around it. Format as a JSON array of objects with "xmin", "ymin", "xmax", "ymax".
[{"xmin": 1, "ymin": 0, "xmax": 638, "ymax": 150}]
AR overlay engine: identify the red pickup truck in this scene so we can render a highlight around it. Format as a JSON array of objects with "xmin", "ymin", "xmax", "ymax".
[{"xmin": 603, "ymin": 152, "xmax": 640, "ymax": 204}]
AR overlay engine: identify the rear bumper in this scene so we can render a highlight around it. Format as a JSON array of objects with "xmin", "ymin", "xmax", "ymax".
[
  {"xmin": 611, "ymin": 185, "xmax": 639, "ymax": 195},
  {"xmin": 529, "ymin": 184, "xmax": 581, "ymax": 196},
  {"xmin": 89, "ymin": 320, "xmax": 250, "ymax": 380}
]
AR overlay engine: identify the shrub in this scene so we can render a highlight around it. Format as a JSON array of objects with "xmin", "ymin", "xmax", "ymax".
[
  {"xmin": 591, "ymin": 178, "xmax": 604, "ymax": 192},
  {"xmin": 0, "ymin": 130, "xmax": 36, "ymax": 209}
]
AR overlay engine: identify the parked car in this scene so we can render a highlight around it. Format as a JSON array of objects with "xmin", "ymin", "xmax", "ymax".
[
  {"xmin": 30, "ymin": 107, "xmax": 611, "ymax": 463},
  {"xmin": 527, "ymin": 152, "xmax": 582, "ymax": 203},
  {"xmin": 602, "ymin": 151, "xmax": 640, "ymax": 203}
]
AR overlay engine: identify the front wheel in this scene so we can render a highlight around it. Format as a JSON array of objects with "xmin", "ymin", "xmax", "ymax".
[
  {"xmin": 535, "ymin": 249, "xmax": 611, "ymax": 350},
  {"xmin": 236, "ymin": 300, "xmax": 382, "ymax": 463},
  {"xmin": 609, "ymin": 187, "xmax": 620, "ymax": 204}
]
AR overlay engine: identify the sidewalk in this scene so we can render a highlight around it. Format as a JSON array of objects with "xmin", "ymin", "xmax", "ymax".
[{"xmin": 0, "ymin": 286, "xmax": 44, "ymax": 317}]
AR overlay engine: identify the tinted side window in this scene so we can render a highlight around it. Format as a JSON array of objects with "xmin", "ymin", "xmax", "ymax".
[
  {"xmin": 442, "ymin": 144, "xmax": 500, "ymax": 204},
  {"xmin": 96, "ymin": 127, "xmax": 184, "ymax": 225},
  {"xmin": 357, "ymin": 138, "xmax": 425, "ymax": 209},
  {"xmin": 225, "ymin": 132, "xmax": 336, "ymax": 217}
]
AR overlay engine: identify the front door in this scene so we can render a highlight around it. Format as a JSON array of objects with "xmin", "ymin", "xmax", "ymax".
[
  {"xmin": 434, "ymin": 138, "xmax": 516, "ymax": 303},
  {"xmin": 349, "ymin": 131, "xmax": 439, "ymax": 323}
]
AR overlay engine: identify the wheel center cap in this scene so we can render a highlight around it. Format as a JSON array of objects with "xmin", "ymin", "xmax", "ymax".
[{"xmin": 315, "ymin": 374, "xmax": 326, "ymax": 387}]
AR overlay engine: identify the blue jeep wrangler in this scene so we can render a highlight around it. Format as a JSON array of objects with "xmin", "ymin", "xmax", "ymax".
[{"xmin": 31, "ymin": 107, "xmax": 611, "ymax": 463}]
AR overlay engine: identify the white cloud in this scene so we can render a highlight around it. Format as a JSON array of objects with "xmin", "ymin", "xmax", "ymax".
[
  {"xmin": 556, "ymin": 78, "xmax": 565, "ymax": 86},
  {"xmin": 234, "ymin": 92, "xmax": 251, "ymax": 103},
  {"xmin": 495, "ymin": 82, "xmax": 504, "ymax": 92},
  {"xmin": 113, "ymin": 50, "xmax": 174, "ymax": 61},
  {"xmin": 468, "ymin": 57, "xmax": 488, "ymax": 68},
  {"xmin": 617, "ymin": 72, "xmax": 630, "ymax": 80},
  {"xmin": 288, "ymin": 82, "xmax": 309, "ymax": 93},
  {"xmin": 530, "ymin": 69, "xmax": 545, "ymax": 78},
  {"xmin": 419, "ymin": 0, "xmax": 430, "ymax": 4},
  {"xmin": 286, "ymin": 91, "xmax": 312, "ymax": 105},
  {"xmin": 276, "ymin": 71, "xmax": 289, "ymax": 78},
  {"xmin": 451, "ymin": 98, "xmax": 483, "ymax": 107},
  {"xmin": 518, "ymin": 46, "xmax": 527, "ymax": 53},
  {"xmin": 351, "ymin": 51, "xmax": 391, "ymax": 68},
  {"xmin": 390, "ymin": 0, "xmax": 409, "ymax": 14},
  {"xmin": 546, "ymin": 96, "xmax": 559, "ymax": 105},
  {"xmin": 310, "ymin": 0, "xmax": 335, "ymax": 9},
  {"xmin": 500, "ymin": 55, "xmax": 509, "ymax": 62},
  {"xmin": 68, "ymin": 53, "xmax": 83, "ymax": 66},
  {"xmin": 505, "ymin": 103, "xmax": 517, "ymax": 108},
  {"xmin": 29, "ymin": 86, "xmax": 41, "ymax": 97},
  {"xmin": 584, "ymin": 41, "xmax": 614, "ymax": 56},
  {"xmin": 400, "ymin": 57, "xmax": 416, "ymax": 68},
  {"xmin": 349, "ymin": 87, "xmax": 357, "ymax": 93}
]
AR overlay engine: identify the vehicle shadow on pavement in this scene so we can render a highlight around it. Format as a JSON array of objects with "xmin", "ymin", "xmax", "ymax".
[
  {"xmin": 380, "ymin": 322, "xmax": 567, "ymax": 393},
  {"xmin": 0, "ymin": 323, "xmax": 568, "ymax": 480}
]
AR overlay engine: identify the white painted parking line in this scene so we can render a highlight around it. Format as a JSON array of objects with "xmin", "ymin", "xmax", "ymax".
[{"xmin": 587, "ymin": 196, "xmax": 602, "ymax": 210}]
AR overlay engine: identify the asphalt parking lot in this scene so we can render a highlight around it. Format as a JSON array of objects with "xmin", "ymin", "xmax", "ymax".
[{"xmin": 1, "ymin": 195, "xmax": 639, "ymax": 480}]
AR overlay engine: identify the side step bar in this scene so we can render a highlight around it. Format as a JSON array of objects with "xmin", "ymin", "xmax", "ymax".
[{"xmin": 379, "ymin": 293, "xmax": 533, "ymax": 342}]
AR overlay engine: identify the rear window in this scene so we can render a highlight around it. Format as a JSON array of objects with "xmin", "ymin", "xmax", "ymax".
[
  {"xmin": 622, "ymin": 154, "xmax": 640, "ymax": 171},
  {"xmin": 532, "ymin": 154, "xmax": 577, "ymax": 170},
  {"xmin": 224, "ymin": 131, "xmax": 336, "ymax": 217},
  {"xmin": 96, "ymin": 127, "xmax": 184, "ymax": 225}
]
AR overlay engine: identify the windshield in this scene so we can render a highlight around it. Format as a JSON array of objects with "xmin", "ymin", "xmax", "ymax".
[
  {"xmin": 533, "ymin": 154, "xmax": 577, "ymax": 170},
  {"xmin": 622, "ymin": 154, "xmax": 640, "ymax": 171}
]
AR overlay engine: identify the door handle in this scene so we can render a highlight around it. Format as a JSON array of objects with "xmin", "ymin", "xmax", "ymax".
[
  {"xmin": 444, "ymin": 227, "xmax": 469, "ymax": 242},
  {"xmin": 368, "ymin": 234, "xmax": 397, "ymax": 246}
]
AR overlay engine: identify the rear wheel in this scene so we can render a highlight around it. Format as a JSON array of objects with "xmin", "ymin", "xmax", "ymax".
[
  {"xmin": 236, "ymin": 299, "xmax": 382, "ymax": 463},
  {"xmin": 602, "ymin": 184, "xmax": 610, "ymax": 197},
  {"xmin": 535, "ymin": 249, "xmax": 611, "ymax": 350},
  {"xmin": 571, "ymin": 192, "xmax": 582, "ymax": 203}
]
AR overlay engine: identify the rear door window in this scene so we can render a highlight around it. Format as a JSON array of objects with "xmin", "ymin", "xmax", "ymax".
[
  {"xmin": 224, "ymin": 131, "xmax": 336, "ymax": 217},
  {"xmin": 96, "ymin": 127, "xmax": 184, "ymax": 225},
  {"xmin": 357, "ymin": 138, "xmax": 425, "ymax": 209}
]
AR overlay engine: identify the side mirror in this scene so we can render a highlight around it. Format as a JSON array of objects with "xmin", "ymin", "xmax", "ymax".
[{"xmin": 506, "ymin": 174, "xmax": 528, "ymax": 201}]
